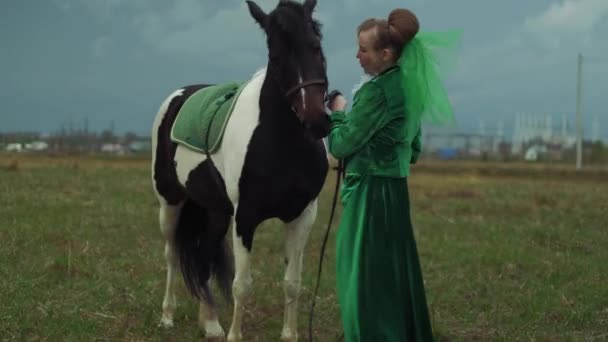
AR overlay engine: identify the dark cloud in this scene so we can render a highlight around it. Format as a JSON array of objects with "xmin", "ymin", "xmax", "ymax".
[{"xmin": 1, "ymin": 0, "xmax": 606, "ymax": 140}]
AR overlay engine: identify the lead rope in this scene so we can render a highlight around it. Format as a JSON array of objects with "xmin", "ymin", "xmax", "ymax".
[
  {"xmin": 307, "ymin": 90, "xmax": 346, "ymax": 342},
  {"xmin": 308, "ymin": 158, "xmax": 344, "ymax": 342}
]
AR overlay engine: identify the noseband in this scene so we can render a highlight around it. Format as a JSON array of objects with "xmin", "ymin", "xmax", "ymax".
[{"xmin": 284, "ymin": 78, "xmax": 327, "ymax": 98}]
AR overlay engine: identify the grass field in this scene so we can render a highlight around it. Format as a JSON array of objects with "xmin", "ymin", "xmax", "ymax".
[{"xmin": 1, "ymin": 154, "xmax": 607, "ymax": 341}]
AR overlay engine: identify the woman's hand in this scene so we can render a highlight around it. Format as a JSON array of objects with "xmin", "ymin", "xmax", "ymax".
[{"xmin": 329, "ymin": 95, "xmax": 348, "ymax": 111}]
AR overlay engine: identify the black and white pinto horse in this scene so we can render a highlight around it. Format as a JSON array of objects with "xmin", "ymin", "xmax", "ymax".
[{"xmin": 151, "ymin": 0, "xmax": 330, "ymax": 340}]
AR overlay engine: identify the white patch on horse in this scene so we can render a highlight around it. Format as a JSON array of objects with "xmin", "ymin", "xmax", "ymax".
[
  {"xmin": 151, "ymin": 88, "xmax": 184, "ymax": 183},
  {"xmin": 298, "ymin": 68, "xmax": 306, "ymax": 111},
  {"xmin": 252, "ymin": 66, "xmax": 267, "ymax": 79}
]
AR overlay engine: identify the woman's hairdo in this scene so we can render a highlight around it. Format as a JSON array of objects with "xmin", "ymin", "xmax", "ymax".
[{"xmin": 358, "ymin": 8, "xmax": 420, "ymax": 57}]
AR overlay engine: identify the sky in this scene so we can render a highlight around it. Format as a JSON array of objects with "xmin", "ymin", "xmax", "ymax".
[{"xmin": 2, "ymin": 0, "xmax": 607, "ymax": 141}]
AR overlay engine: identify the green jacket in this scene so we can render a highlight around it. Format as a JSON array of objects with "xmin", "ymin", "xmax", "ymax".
[{"xmin": 328, "ymin": 65, "xmax": 422, "ymax": 178}]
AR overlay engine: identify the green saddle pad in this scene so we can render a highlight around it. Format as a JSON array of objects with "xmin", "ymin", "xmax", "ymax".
[{"xmin": 171, "ymin": 80, "xmax": 248, "ymax": 154}]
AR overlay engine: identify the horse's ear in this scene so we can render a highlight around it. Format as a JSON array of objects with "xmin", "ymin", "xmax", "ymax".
[
  {"xmin": 246, "ymin": 1, "xmax": 268, "ymax": 31},
  {"xmin": 303, "ymin": 0, "xmax": 317, "ymax": 15}
]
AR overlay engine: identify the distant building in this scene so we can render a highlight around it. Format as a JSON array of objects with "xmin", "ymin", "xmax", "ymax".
[
  {"xmin": 100, "ymin": 143, "xmax": 128, "ymax": 155},
  {"xmin": 511, "ymin": 113, "xmax": 576, "ymax": 155},
  {"xmin": 5, "ymin": 143, "xmax": 23, "ymax": 152},
  {"xmin": 128, "ymin": 141, "xmax": 151, "ymax": 153},
  {"xmin": 25, "ymin": 141, "xmax": 49, "ymax": 151}
]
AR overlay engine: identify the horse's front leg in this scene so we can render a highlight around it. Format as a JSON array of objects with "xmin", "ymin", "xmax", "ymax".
[
  {"xmin": 282, "ymin": 200, "xmax": 317, "ymax": 341},
  {"xmin": 227, "ymin": 206, "xmax": 254, "ymax": 342}
]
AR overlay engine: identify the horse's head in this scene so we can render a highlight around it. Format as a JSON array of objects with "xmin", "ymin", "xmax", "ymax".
[{"xmin": 247, "ymin": 0, "xmax": 330, "ymax": 140}]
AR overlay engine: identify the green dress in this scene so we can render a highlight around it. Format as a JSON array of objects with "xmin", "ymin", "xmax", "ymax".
[{"xmin": 328, "ymin": 65, "xmax": 433, "ymax": 341}]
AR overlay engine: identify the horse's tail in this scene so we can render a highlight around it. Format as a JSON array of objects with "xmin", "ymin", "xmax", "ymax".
[{"xmin": 173, "ymin": 198, "xmax": 234, "ymax": 304}]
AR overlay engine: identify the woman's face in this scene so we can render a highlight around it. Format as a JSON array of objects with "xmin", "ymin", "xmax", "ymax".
[{"xmin": 356, "ymin": 28, "xmax": 391, "ymax": 76}]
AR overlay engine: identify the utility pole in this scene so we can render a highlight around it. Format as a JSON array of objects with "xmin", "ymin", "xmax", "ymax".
[
  {"xmin": 575, "ymin": 53, "xmax": 583, "ymax": 170},
  {"xmin": 591, "ymin": 115, "xmax": 599, "ymax": 143}
]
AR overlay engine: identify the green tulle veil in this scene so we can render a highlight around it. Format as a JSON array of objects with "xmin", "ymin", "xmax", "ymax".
[{"xmin": 398, "ymin": 30, "xmax": 462, "ymax": 125}]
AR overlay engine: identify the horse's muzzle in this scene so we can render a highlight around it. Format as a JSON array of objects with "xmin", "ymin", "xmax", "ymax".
[{"xmin": 304, "ymin": 114, "xmax": 330, "ymax": 141}]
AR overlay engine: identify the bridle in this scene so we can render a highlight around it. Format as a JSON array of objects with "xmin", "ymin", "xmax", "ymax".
[
  {"xmin": 284, "ymin": 78, "xmax": 327, "ymax": 98},
  {"xmin": 277, "ymin": 76, "xmax": 328, "ymax": 116}
]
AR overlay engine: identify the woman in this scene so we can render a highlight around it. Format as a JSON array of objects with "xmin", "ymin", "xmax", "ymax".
[{"xmin": 327, "ymin": 8, "xmax": 459, "ymax": 341}]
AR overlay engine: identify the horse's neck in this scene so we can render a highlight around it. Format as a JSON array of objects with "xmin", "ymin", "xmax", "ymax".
[
  {"xmin": 258, "ymin": 77, "xmax": 302, "ymax": 139},
  {"xmin": 252, "ymin": 76, "xmax": 323, "ymax": 166}
]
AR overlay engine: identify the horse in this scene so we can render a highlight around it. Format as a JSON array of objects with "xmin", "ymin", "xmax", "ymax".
[{"xmin": 150, "ymin": 0, "xmax": 330, "ymax": 340}]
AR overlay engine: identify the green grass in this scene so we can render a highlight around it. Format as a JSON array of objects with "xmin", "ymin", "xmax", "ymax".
[{"xmin": 1, "ymin": 154, "xmax": 607, "ymax": 341}]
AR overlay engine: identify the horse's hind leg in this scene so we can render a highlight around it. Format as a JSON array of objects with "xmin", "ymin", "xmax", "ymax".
[
  {"xmin": 199, "ymin": 297, "xmax": 224, "ymax": 340},
  {"xmin": 199, "ymin": 229, "xmax": 229, "ymax": 340},
  {"xmin": 282, "ymin": 200, "xmax": 317, "ymax": 341},
  {"xmin": 158, "ymin": 200, "xmax": 184, "ymax": 327}
]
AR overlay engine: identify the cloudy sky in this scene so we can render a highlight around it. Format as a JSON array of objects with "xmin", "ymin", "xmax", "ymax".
[{"xmin": 2, "ymin": 0, "xmax": 607, "ymax": 140}]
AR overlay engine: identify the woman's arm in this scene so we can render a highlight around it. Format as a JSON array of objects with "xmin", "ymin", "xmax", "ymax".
[{"xmin": 328, "ymin": 83, "xmax": 387, "ymax": 159}]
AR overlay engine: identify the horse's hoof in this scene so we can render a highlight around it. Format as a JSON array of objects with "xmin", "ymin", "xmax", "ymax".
[
  {"xmin": 281, "ymin": 332, "xmax": 298, "ymax": 342},
  {"xmin": 226, "ymin": 332, "xmax": 242, "ymax": 342},
  {"xmin": 204, "ymin": 328, "xmax": 226, "ymax": 341},
  {"xmin": 159, "ymin": 314, "xmax": 174, "ymax": 328}
]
